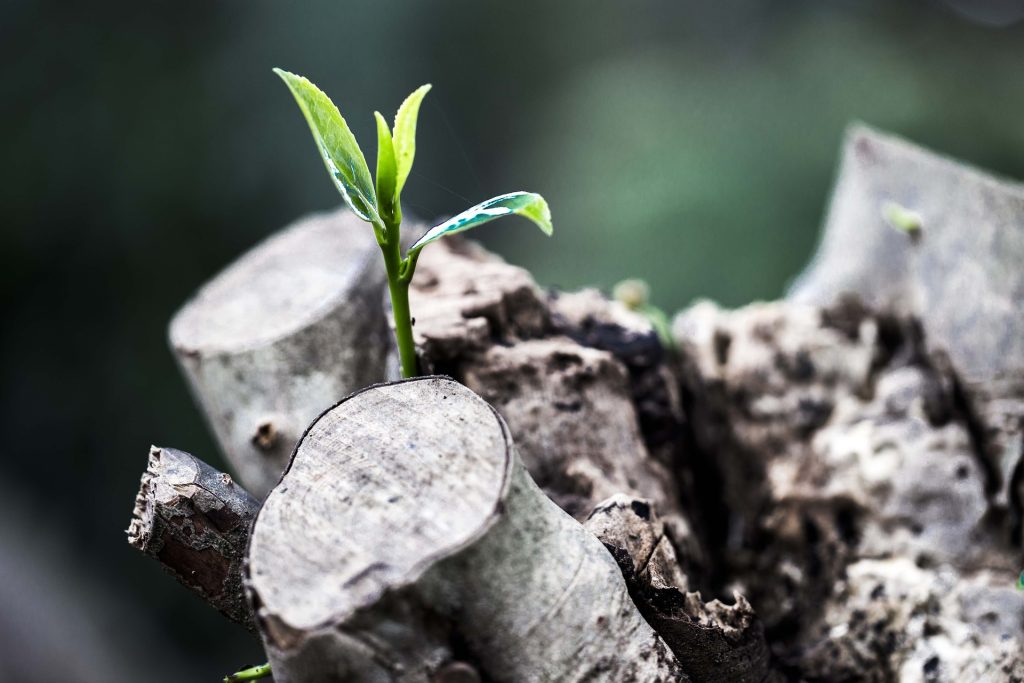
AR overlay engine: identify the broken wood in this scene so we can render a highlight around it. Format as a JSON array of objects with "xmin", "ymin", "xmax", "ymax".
[
  {"xmin": 585, "ymin": 494, "xmax": 774, "ymax": 683},
  {"xmin": 246, "ymin": 376, "xmax": 683, "ymax": 682},
  {"xmin": 170, "ymin": 208, "xmax": 390, "ymax": 497},
  {"xmin": 130, "ymin": 125, "xmax": 1024, "ymax": 681},
  {"xmin": 127, "ymin": 446, "xmax": 258, "ymax": 631},
  {"xmin": 790, "ymin": 125, "xmax": 1024, "ymax": 544},
  {"xmin": 673, "ymin": 297, "xmax": 1023, "ymax": 678}
]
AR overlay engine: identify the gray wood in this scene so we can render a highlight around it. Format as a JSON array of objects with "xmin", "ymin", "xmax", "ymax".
[
  {"xmin": 246, "ymin": 377, "xmax": 683, "ymax": 682},
  {"xmin": 790, "ymin": 124, "xmax": 1024, "ymax": 382},
  {"xmin": 789, "ymin": 125, "xmax": 1024, "ymax": 529},
  {"xmin": 127, "ymin": 446, "xmax": 259, "ymax": 630},
  {"xmin": 672, "ymin": 298, "xmax": 1023, "ymax": 678},
  {"xmin": 170, "ymin": 208, "xmax": 389, "ymax": 497}
]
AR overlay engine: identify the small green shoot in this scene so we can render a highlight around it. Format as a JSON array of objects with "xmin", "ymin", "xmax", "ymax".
[
  {"xmin": 881, "ymin": 200, "xmax": 922, "ymax": 242},
  {"xmin": 1017, "ymin": 569, "xmax": 1023, "ymax": 591},
  {"xmin": 224, "ymin": 662, "xmax": 271, "ymax": 682},
  {"xmin": 275, "ymin": 70, "xmax": 553, "ymax": 377},
  {"xmin": 612, "ymin": 278, "xmax": 674, "ymax": 349}
]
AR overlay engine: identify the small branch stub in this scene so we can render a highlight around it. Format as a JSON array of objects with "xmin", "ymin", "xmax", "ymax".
[{"xmin": 127, "ymin": 446, "xmax": 259, "ymax": 631}]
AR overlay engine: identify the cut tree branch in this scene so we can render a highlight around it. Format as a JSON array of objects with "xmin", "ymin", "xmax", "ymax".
[
  {"xmin": 245, "ymin": 377, "xmax": 684, "ymax": 682},
  {"xmin": 127, "ymin": 446, "xmax": 259, "ymax": 631},
  {"xmin": 169, "ymin": 208, "xmax": 390, "ymax": 497}
]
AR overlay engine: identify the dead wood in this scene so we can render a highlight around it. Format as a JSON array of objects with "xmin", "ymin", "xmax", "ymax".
[
  {"xmin": 169, "ymin": 208, "xmax": 390, "ymax": 497},
  {"xmin": 407, "ymin": 239, "xmax": 706, "ymax": 576},
  {"xmin": 245, "ymin": 377, "xmax": 683, "ymax": 682},
  {"xmin": 127, "ymin": 446, "xmax": 258, "ymax": 630}
]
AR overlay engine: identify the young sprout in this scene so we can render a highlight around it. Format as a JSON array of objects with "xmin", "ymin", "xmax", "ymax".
[
  {"xmin": 274, "ymin": 69, "xmax": 554, "ymax": 377},
  {"xmin": 1018, "ymin": 569, "xmax": 1024, "ymax": 591},
  {"xmin": 881, "ymin": 200, "xmax": 922, "ymax": 243},
  {"xmin": 612, "ymin": 278, "xmax": 674, "ymax": 349}
]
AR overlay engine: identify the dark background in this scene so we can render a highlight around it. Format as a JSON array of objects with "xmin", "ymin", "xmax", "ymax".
[{"xmin": 3, "ymin": 0, "xmax": 1024, "ymax": 680}]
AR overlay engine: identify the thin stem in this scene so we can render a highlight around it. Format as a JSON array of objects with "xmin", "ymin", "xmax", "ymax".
[
  {"xmin": 380, "ymin": 216, "xmax": 418, "ymax": 378},
  {"xmin": 224, "ymin": 662, "xmax": 271, "ymax": 682}
]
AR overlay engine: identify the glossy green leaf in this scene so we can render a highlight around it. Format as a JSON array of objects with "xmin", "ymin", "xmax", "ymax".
[
  {"xmin": 409, "ymin": 191, "xmax": 553, "ymax": 254},
  {"xmin": 374, "ymin": 111, "xmax": 397, "ymax": 218},
  {"xmin": 274, "ymin": 68, "xmax": 378, "ymax": 222},
  {"xmin": 393, "ymin": 84, "xmax": 431, "ymax": 196}
]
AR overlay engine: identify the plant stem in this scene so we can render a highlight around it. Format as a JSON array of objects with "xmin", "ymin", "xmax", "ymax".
[
  {"xmin": 380, "ymin": 218, "xmax": 417, "ymax": 378},
  {"xmin": 224, "ymin": 662, "xmax": 271, "ymax": 682}
]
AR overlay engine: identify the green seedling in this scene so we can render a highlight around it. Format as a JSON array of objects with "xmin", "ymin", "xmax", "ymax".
[
  {"xmin": 881, "ymin": 200, "xmax": 922, "ymax": 242},
  {"xmin": 1018, "ymin": 569, "xmax": 1023, "ymax": 591},
  {"xmin": 274, "ymin": 69, "xmax": 554, "ymax": 377},
  {"xmin": 612, "ymin": 278, "xmax": 674, "ymax": 349}
]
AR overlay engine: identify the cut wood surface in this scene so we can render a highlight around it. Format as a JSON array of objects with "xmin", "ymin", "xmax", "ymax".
[
  {"xmin": 246, "ymin": 377, "xmax": 683, "ymax": 683},
  {"xmin": 126, "ymin": 446, "xmax": 258, "ymax": 630},
  {"xmin": 170, "ymin": 208, "xmax": 389, "ymax": 497}
]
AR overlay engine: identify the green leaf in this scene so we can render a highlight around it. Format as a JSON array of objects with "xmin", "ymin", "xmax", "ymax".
[
  {"xmin": 392, "ymin": 84, "xmax": 431, "ymax": 197},
  {"xmin": 273, "ymin": 68, "xmax": 378, "ymax": 222},
  {"xmin": 409, "ymin": 191, "xmax": 553, "ymax": 254},
  {"xmin": 374, "ymin": 111, "xmax": 398, "ymax": 218}
]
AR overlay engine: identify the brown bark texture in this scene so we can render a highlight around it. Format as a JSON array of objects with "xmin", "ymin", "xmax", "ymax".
[{"xmin": 127, "ymin": 446, "xmax": 258, "ymax": 630}]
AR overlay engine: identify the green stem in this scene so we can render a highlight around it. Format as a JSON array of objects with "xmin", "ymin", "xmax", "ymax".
[
  {"xmin": 224, "ymin": 662, "xmax": 271, "ymax": 682},
  {"xmin": 380, "ymin": 218, "xmax": 417, "ymax": 378}
]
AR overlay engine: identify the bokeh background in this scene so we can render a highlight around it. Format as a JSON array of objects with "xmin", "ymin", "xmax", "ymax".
[{"xmin": 3, "ymin": 0, "xmax": 1024, "ymax": 679}]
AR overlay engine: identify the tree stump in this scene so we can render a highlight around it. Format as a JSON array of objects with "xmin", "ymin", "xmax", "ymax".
[
  {"xmin": 246, "ymin": 377, "xmax": 683, "ymax": 682},
  {"xmin": 170, "ymin": 208, "xmax": 389, "ymax": 497},
  {"xmin": 128, "ymin": 125, "xmax": 1024, "ymax": 681}
]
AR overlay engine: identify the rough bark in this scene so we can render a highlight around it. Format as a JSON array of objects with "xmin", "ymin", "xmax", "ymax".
[
  {"xmin": 246, "ymin": 377, "xmax": 683, "ymax": 683},
  {"xmin": 170, "ymin": 208, "xmax": 389, "ymax": 497},
  {"xmin": 790, "ymin": 124, "xmax": 1024, "ymax": 545},
  {"xmin": 126, "ymin": 446, "xmax": 259, "ymax": 631},
  {"xmin": 672, "ymin": 298, "xmax": 1023, "ymax": 680},
  {"xmin": 407, "ymin": 239, "xmax": 705, "ymax": 577}
]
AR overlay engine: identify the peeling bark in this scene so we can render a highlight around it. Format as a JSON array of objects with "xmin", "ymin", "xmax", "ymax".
[
  {"xmin": 126, "ymin": 446, "xmax": 258, "ymax": 631},
  {"xmin": 585, "ymin": 495, "xmax": 774, "ymax": 683},
  {"xmin": 169, "ymin": 208, "xmax": 389, "ymax": 497},
  {"xmin": 246, "ymin": 377, "xmax": 683, "ymax": 683}
]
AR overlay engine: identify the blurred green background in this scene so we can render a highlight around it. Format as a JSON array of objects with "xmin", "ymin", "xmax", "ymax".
[{"xmin": 3, "ymin": 0, "xmax": 1024, "ymax": 680}]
